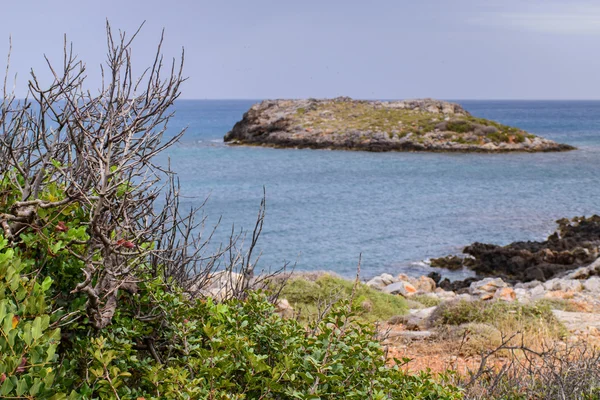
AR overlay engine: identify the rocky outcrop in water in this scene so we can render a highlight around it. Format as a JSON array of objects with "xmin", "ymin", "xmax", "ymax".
[
  {"xmin": 224, "ymin": 97, "xmax": 575, "ymax": 153},
  {"xmin": 432, "ymin": 216, "xmax": 600, "ymax": 290}
]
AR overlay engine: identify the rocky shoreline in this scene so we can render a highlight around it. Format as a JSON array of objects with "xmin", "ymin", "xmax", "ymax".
[
  {"xmin": 224, "ymin": 97, "xmax": 575, "ymax": 153},
  {"xmin": 197, "ymin": 215, "xmax": 600, "ymax": 345},
  {"xmin": 431, "ymin": 215, "xmax": 600, "ymax": 291},
  {"xmin": 360, "ymin": 215, "xmax": 600, "ymax": 341},
  {"xmin": 366, "ymin": 257, "xmax": 600, "ymax": 308},
  {"xmin": 364, "ymin": 257, "xmax": 600, "ymax": 337}
]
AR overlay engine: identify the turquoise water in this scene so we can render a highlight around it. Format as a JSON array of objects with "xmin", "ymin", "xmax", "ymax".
[{"xmin": 157, "ymin": 100, "xmax": 600, "ymax": 279}]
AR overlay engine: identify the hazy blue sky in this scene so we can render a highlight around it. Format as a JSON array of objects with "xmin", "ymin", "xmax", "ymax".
[{"xmin": 1, "ymin": 0, "xmax": 599, "ymax": 99}]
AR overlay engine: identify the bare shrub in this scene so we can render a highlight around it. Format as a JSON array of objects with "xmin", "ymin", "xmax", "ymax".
[
  {"xmin": 458, "ymin": 333, "xmax": 600, "ymax": 399},
  {"xmin": 0, "ymin": 23, "xmax": 286, "ymax": 329}
]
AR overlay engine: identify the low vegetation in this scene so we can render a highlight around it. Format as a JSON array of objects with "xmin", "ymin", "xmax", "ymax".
[
  {"xmin": 293, "ymin": 100, "xmax": 534, "ymax": 145},
  {"xmin": 280, "ymin": 274, "xmax": 408, "ymax": 322},
  {"xmin": 431, "ymin": 299, "xmax": 566, "ymax": 346},
  {"xmin": 409, "ymin": 294, "xmax": 442, "ymax": 308}
]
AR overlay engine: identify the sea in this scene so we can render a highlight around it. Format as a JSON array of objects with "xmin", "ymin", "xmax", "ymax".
[{"xmin": 156, "ymin": 100, "xmax": 600, "ymax": 280}]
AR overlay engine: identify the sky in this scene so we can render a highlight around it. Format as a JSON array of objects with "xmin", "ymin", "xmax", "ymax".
[{"xmin": 0, "ymin": 0, "xmax": 599, "ymax": 100}]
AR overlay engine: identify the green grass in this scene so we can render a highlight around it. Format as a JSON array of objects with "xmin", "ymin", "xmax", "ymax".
[
  {"xmin": 535, "ymin": 298, "xmax": 590, "ymax": 313},
  {"xmin": 293, "ymin": 99, "xmax": 532, "ymax": 144},
  {"xmin": 410, "ymin": 294, "xmax": 442, "ymax": 308},
  {"xmin": 431, "ymin": 299, "xmax": 567, "ymax": 340},
  {"xmin": 280, "ymin": 274, "xmax": 408, "ymax": 322}
]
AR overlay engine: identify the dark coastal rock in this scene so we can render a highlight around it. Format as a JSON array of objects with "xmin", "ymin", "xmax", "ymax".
[
  {"xmin": 224, "ymin": 97, "xmax": 575, "ymax": 153},
  {"xmin": 430, "ymin": 255, "xmax": 464, "ymax": 270},
  {"xmin": 427, "ymin": 271, "xmax": 442, "ymax": 285},
  {"xmin": 436, "ymin": 216, "xmax": 600, "ymax": 290},
  {"xmin": 439, "ymin": 277, "xmax": 479, "ymax": 292}
]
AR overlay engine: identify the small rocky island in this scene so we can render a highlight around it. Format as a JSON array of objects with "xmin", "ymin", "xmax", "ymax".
[{"xmin": 224, "ymin": 97, "xmax": 575, "ymax": 152}]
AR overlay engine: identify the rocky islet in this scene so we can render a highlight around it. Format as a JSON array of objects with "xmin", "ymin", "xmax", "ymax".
[{"xmin": 225, "ymin": 97, "xmax": 575, "ymax": 153}]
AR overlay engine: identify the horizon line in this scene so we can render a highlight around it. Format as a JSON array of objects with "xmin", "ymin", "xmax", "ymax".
[{"xmin": 176, "ymin": 97, "xmax": 600, "ymax": 102}]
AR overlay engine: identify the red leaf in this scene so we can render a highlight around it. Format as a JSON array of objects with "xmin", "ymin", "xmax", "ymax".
[
  {"xmin": 15, "ymin": 357, "xmax": 27, "ymax": 373},
  {"xmin": 56, "ymin": 221, "xmax": 69, "ymax": 232},
  {"xmin": 116, "ymin": 239, "xmax": 135, "ymax": 249}
]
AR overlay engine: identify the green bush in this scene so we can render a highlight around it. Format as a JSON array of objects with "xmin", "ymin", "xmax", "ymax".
[
  {"xmin": 280, "ymin": 274, "xmax": 408, "ymax": 322},
  {"xmin": 0, "ymin": 239, "xmax": 62, "ymax": 399},
  {"xmin": 446, "ymin": 120, "xmax": 473, "ymax": 133},
  {"xmin": 49, "ymin": 279, "xmax": 461, "ymax": 399}
]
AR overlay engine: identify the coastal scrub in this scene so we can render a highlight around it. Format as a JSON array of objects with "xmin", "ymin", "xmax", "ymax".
[{"xmin": 280, "ymin": 274, "xmax": 408, "ymax": 322}]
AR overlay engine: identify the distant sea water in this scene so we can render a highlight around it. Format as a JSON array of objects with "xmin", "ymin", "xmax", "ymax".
[{"xmin": 156, "ymin": 100, "xmax": 600, "ymax": 280}]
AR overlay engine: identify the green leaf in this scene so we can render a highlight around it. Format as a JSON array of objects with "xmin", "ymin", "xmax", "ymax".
[
  {"xmin": 51, "ymin": 241, "xmax": 64, "ymax": 254},
  {"xmin": 3, "ymin": 312, "xmax": 13, "ymax": 333},
  {"xmin": 29, "ymin": 379, "xmax": 41, "ymax": 396},
  {"xmin": 0, "ymin": 300, "xmax": 6, "ymax": 324},
  {"xmin": 15, "ymin": 377, "xmax": 27, "ymax": 396},
  {"xmin": 32, "ymin": 316, "xmax": 43, "ymax": 341},
  {"xmin": 0, "ymin": 376, "xmax": 14, "ymax": 395},
  {"xmin": 41, "ymin": 276, "xmax": 53, "ymax": 292}
]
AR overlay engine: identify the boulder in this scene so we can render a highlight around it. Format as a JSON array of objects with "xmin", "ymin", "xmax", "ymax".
[
  {"xmin": 493, "ymin": 287, "xmax": 516, "ymax": 302},
  {"xmin": 383, "ymin": 281, "xmax": 418, "ymax": 297},
  {"xmin": 275, "ymin": 299, "xmax": 294, "ymax": 318},
  {"xmin": 390, "ymin": 307, "xmax": 437, "ymax": 330},
  {"xmin": 387, "ymin": 330, "xmax": 436, "ymax": 340},
  {"xmin": 427, "ymin": 271, "xmax": 442, "ymax": 284},
  {"xmin": 434, "ymin": 288, "xmax": 457, "ymax": 301},
  {"xmin": 544, "ymin": 290, "xmax": 576, "ymax": 300},
  {"xmin": 430, "ymin": 255, "xmax": 463, "ymax": 270},
  {"xmin": 469, "ymin": 277, "xmax": 508, "ymax": 298},
  {"xmin": 440, "ymin": 217, "xmax": 600, "ymax": 289},
  {"xmin": 380, "ymin": 273, "xmax": 397, "ymax": 285},
  {"xmin": 542, "ymin": 278, "xmax": 583, "ymax": 292},
  {"xmin": 366, "ymin": 274, "xmax": 396, "ymax": 290},
  {"xmin": 397, "ymin": 274, "xmax": 418, "ymax": 286},
  {"xmin": 414, "ymin": 276, "xmax": 436, "ymax": 293},
  {"xmin": 515, "ymin": 280, "xmax": 543, "ymax": 289},
  {"xmin": 529, "ymin": 284, "xmax": 546, "ymax": 299},
  {"xmin": 524, "ymin": 266, "xmax": 545, "ymax": 281},
  {"xmin": 514, "ymin": 288, "xmax": 532, "ymax": 303},
  {"xmin": 205, "ymin": 271, "xmax": 243, "ymax": 289},
  {"xmin": 583, "ymin": 276, "xmax": 600, "ymax": 293}
]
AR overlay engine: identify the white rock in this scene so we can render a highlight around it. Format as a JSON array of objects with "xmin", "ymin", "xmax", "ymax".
[
  {"xmin": 380, "ymin": 273, "xmax": 397, "ymax": 285},
  {"xmin": 366, "ymin": 276, "xmax": 388, "ymax": 290},
  {"xmin": 514, "ymin": 288, "xmax": 532, "ymax": 303},
  {"xmin": 529, "ymin": 284, "xmax": 546, "ymax": 299},
  {"xmin": 469, "ymin": 277, "xmax": 508, "ymax": 298},
  {"xmin": 434, "ymin": 288, "xmax": 457, "ymax": 300},
  {"xmin": 543, "ymin": 278, "xmax": 583, "ymax": 292},
  {"xmin": 383, "ymin": 281, "xmax": 418, "ymax": 297},
  {"xmin": 409, "ymin": 306, "xmax": 437, "ymax": 320},
  {"xmin": 515, "ymin": 280, "xmax": 543, "ymax": 289},
  {"xmin": 583, "ymin": 276, "xmax": 600, "ymax": 293},
  {"xmin": 552, "ymin": 310, "xmax": 600, "ymax": 332},
  {"xmin": 276, "ymin": 299, "xmax": 294, "ymax": 318}
]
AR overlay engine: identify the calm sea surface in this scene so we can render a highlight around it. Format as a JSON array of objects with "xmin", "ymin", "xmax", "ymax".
[{"xmin": 157, "ymin": 100, "xmax": 600, "ymax": 279}]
